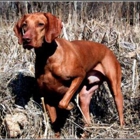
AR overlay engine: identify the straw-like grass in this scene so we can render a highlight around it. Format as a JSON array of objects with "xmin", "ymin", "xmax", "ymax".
[{"xmin": 0, "ymin": 2, "xmax": 140, "ymax": 139}]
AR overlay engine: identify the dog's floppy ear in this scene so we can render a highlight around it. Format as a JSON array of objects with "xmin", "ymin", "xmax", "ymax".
[
  {"xmin": 44, "ymin": 13, "xmax": 63, "ymax": 43},
  {"xmin": 13, "ymin": 15, "xmax": 26, "ymax": 45}
]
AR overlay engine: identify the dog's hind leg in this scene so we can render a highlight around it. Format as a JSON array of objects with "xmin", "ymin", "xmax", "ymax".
[
  {"xmin": 105, "ymin": 64, "xmax": 124, "ymax": 127},
  {"xmin": 79, "ymin": 85, "xmax": 99, "ymax": 125}
]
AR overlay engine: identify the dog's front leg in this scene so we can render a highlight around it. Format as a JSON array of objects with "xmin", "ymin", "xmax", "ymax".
[
  {"xmin": 58, "ymin": 76, "xmax": 84, "ymax": 110},
  {"xmin": 45, "ymin": 104, "xmax": 61, "ymax": 138},
  {"xmin": 46, "ymin": 104, "xmax": 57, "ymax": 123}
]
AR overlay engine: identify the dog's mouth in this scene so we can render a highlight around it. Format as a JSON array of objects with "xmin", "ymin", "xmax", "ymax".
[
  {"xmin": 23, "ymin": 43, "xmax": 33, "ymax": 50},
  {"xmin": 23, "ymin": 39, "xmax": 44, "ymax": 49}
]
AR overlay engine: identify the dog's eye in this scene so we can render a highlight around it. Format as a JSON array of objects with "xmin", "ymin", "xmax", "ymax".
[
  {"xmin": 38, "ymin": 23, "xmax": 44, "ymax": 27},
  {"xmin": 22, "ymin": 23, "xmax": 27, "ymax": 28},
  {"xmin": 22, "ymin": 28, "xmax": 25, "ymax": 35}
]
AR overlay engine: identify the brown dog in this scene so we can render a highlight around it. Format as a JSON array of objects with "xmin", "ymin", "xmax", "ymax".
[{"xmin": 13, "ymin": 12, "xmax": 124, "ymax": 136}]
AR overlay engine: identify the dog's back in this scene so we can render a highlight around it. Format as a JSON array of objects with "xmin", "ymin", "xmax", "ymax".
[{"xmin": 55, "ymin": 38, "xmax": 118, "ymax": 72}]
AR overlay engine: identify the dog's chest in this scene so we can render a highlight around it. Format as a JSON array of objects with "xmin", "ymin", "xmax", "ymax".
[
  {"xmin": 36, "ymin": 56, "xmax": 72, "ymax": 93},
  {"xmin": 46, "ymin": 56, "xmax": 72, "ymax": 81},
  {"xmin": 35, "ymin": 43, "xmax": 80, "ymax": 92},
  {"xmin": 39, "ymin": 65, "xmax": 71, "ymax": 94}
]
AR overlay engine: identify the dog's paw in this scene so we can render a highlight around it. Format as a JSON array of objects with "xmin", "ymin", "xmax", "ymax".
[
  {"xmin": 58, "ymin": 101, "xmax": 74, "ymax": 110},
  {"xmin": 66, "ymin": 102, "xmax": 75, "ymax": 110}
]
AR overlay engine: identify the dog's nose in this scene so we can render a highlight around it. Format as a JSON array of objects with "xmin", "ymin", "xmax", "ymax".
[{"xmin": 23, "ymin": 37, "xmax": 31, "ymax": 43}]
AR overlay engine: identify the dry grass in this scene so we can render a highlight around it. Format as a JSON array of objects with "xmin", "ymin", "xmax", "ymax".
[{"xmin": 0, "ymin": 2, "xmax": 140, "ymax": 139}]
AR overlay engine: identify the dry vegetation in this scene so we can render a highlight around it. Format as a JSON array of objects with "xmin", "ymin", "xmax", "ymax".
[{"xmin": 0, "ymin": 2, "xmax": 140, "ymax": 139}]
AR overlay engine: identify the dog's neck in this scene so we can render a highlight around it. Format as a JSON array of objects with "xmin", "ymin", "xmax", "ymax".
[
  {"xmin": 34, "ymin": 40, "xmax": 57, "ymax": 78},
  {"xmin": 35, "ymin": 40, "xmax": 57, "ymax": 56}
]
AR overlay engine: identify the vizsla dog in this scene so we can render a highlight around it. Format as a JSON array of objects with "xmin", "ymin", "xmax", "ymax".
[{"xmin": 13, "ymin": 12, "xmax": 124, "ymax": 137}]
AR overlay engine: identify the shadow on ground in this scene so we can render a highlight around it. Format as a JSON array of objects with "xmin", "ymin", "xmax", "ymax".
[{"xmin": 7, "ymin": 72, "xmax": 40, "ymax": 107}]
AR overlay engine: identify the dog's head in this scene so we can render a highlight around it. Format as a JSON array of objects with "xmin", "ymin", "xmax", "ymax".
[{"xmin": 13, "ymin": 12, "xmax": 63, "ymax": 49}]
